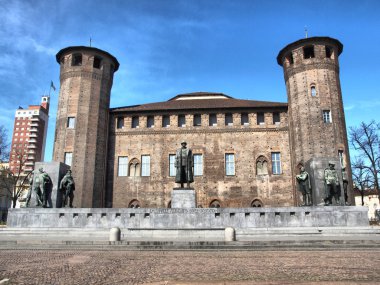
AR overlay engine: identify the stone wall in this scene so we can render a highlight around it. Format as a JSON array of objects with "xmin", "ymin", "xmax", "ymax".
[{"xmin": 106, "ymin": 110, "xmax": 294, "ymax": 208}]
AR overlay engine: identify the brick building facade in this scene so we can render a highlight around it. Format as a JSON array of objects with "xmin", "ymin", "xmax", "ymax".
[{"xmin": 53, "ymin": 36, "xmax": 352, "ymax": 208}]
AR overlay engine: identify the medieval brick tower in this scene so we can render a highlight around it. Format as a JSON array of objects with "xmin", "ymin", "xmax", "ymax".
[
  {"xmin": 53, "ymin": 47, "xmax": 119, "ymax": 207},
  {"xmin": 277, "ymin": 37, "xmax": 352, "ymax": 202}
]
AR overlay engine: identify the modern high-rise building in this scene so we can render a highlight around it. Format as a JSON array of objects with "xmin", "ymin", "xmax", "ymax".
[{"xmin": 9, "ymin": 96, "xmax": 50, "ymax": 174}]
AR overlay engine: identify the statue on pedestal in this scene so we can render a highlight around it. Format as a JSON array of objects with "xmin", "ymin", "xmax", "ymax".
[
  {"xmin": 324, "ymin": 162, "xmax": 341, "ymax": 205},
  {"xmin": 296, "ymin": 167, "xmax": 312, "ymax": 206},
  {"xmin": 175, "ymin": 141, "xmax": 194, "ymax": 188},
  {"xmin": 59, "ymin": 169, "xmax": 75, "ymax": 208}
]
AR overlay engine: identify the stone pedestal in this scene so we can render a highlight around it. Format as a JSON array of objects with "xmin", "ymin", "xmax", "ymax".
[
  {"xmin": 171, "ymin": 188, "xmax": 196, "ymax": 208},
  {"xmin": 29, "ymin": 162, "xmax": 70, "ymax": 208},
  {"xmin": 305, "ymin": 157, "xmax": 344, "ymax": 206}
]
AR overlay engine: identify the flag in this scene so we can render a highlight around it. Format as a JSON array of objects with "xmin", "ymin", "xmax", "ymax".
[{"xmin": 50, "ymin": 81, "xmax": 56, "ymax": 91}]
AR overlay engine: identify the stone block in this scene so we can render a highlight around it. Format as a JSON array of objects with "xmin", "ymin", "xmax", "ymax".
[{"xmin": 171, "ymin": 188, "xmax": 196, "ymax": 208}]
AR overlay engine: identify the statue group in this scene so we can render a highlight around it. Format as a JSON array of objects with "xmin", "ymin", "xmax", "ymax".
[
  {"xmin": 296, "ymin": 162, "xmax": 350, "ymax": 207},
  {"xmin": 26, "ymin": 168, "xmax": 75, "ymax": 208},
  {"xmin": 26, "ymin": 168, "xmax": 52, "ymax": 208}
]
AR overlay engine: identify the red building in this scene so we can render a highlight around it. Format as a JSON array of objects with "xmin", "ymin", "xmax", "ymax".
[{"xmin": 9, "ymin": 96, "xmax": 50, "ymax": 174}]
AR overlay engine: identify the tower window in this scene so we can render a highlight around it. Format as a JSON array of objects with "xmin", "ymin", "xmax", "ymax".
[
  {"xmin": 147, "ymin": 116, "xmax": 154, "ymax": 128},
  {"xmin": 311, "ymin": 86, "xmax": 317, "ymax": 97},
  {"xmin": 193, "ymin": 114, "xmax": 201, "ymax": 126},
  {"xmin": 209, "ymin": 114, "xmax": 217, "ymax": 126},
  {"xmin": 225, "ymin": 113, "xmax": 233, "ymax": 126},
  {"xmin": 323, "ymin": 110, "xmax": 332, "ymax": 123},
  {"xmin": 72, "ymin": 54, "xmax": 82, "ymax": 66},
  {"xmin": 178, "ymin": 115, "xmax": 186, "ymax": 127},
  {"xmin": 131, "ymin": 116, "xmax": 139, "ymax": 128},
  {"xmin": 241, "ymin": 113, "xmax": 249, "ymax": 125},
  {"xmin": 116, "ymin": 117, "xmax": 124, "ymax": 129},
  {"xmin": 141, "ymin": 155, "xmax": 150, "ymax": 177},
  {"xmin": 93, "ymin": 56, "xmax": 102, "ymax": 69},
  {"xmin": 169, "ymin": 154, "xmax": 176, "ymax": 176},
  {"xmin": 273, "ymin": 112, "xmax": 280, "ymax": 124},
  {"xmin": 257, "ymin": 113, "xmax": 265, "ymax": 125},
  {"xmin": 303, "ymin": 46, "xmax": 315, "ymax": 59},
  {"xmin": 325, "ymin": 46, "xmax": 332, "ymax": 58},
  {"xmin": 67, "ymin": 117, "xmax": 75, "ymax": 128},
  {"xmin": 118, "ymin": 156, "xmax": 128, "ymax": 176},
  {"xmin": 162, "ymin": 115, "xmax": 170, "ymax": 127},
  {"xmin": 64, "ymin": 152, "xmax": 73, "ymax": 166},
  {"xmin": 286, "ymin": 53, "xmax": 294, "ymax": 65}
]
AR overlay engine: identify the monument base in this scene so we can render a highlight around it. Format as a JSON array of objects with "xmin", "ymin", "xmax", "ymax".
[{"xmin": 171, "ymin": 188, "xmax": 196, "ymax": 208}]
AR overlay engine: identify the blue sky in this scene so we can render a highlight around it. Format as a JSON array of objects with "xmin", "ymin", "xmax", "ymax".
[{"xmin": 0, "ymin": 0, "xmax": 379, "ymax": 161}]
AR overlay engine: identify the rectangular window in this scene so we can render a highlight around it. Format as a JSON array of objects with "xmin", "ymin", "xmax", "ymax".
[
  {"xmin": 209, "ymin": 114, "xmax": 217, "ymax": 126},
  {"xmin": 193, "ymin": 114, "xmax": 201, "ymax": 127},
  {"xmin": 169, "ymin": 154, "xmax": 176, "ymax": 176},
  {"xmin": 93, "ymin": 56, "xmax": 101, "ymax": 69},
  {"xmin": 131, "ymin": 116, "xmax": 139, "ymax": 128},
  {"xmin": 273, "ymin": 112, "xmax": 280, "ymax": 124},
  {"xmin": 64, "ymin": 152, "xmax": 73, "ymax": 166},
  {"xmin": 178, "ymin": 114, "xmax": 186, "ymax": 127},
  {"xmin": 323, "ymin": 110, "xmax": 331, "ymax": 123},
  {"xmin": 338, "ymin": 150, "xmax": 344, "ymax": 167},
  {"xmin": 325, "ymin": 46, "xmax": 332, "ymax": 58},
  {"xmin": 72, "ymin": 54, "xmax": 82, "ymax": 66},
  {"xmin": 147, "ymin": 116, "xmax": 154, "ymax": 128},
  {"xmin": 117, "ymin": 117, "xmax": 124, "ymax": 129},
  {"xmin": 225, "ymin": 113, "xmax": 233, "ymax": 126},
  {"xmin": 162, "ymin": 115, "xmax": 170, "ymax": 127},
  {"xmin": 118, "ymin": 156, "xmax": 128, "ymax": 176},
  {"xmin": 303, "ymin": 46, "xmax": 315, "ymax": 59},
  {"xmin": 257, "ymin": 113, "xmax": 265, "ymax": 125},
  {"xmin": 271, "ymin": 152, "xmax": 281, "ymax": 175},
  {"xmin": 141, "ymin": 155, "xmax": 150, "ymax": 176},
  {"xmin": 194, "ymin": 154, "xmax": 203, "ymax": 176},
  {"xmin": 225, "ymin": 153, "xmax": 235, "ymax": 176},
  {"xmin": 241, "ymin": 113, "xmax": 249, "ymax": 125},
  {"xmin": 67, "ymin": 117, "xmax": 75, "ymax": 128}
]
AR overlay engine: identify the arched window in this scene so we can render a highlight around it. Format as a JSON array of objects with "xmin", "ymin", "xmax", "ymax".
[
  {"xmin": 256, "ymin": 156, "xmax": 268, "ymax": 175},
  {"xmin": 251, "ymin": 199, "xmax": 263, "ymax": 207},
  {"xmin": 129, "ymin": 158, "xmax": 140, "ymax": 177},
  {"xmin": 311, "ymin": 85, "xmax": 317, "ymax": 97},
  {"xmin": 209, "ymin": 199, "xmax": 221, "ymax": 208},
  {"xmin": 128, "ymin": 199, "xmax": 140, "ymax": 208}
]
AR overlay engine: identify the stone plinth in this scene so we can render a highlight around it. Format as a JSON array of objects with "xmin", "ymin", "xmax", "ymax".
[
  {"xmin": 171, "ymin": 188, "xmax": 196, "ymax": 208},
  {"xmin": 29, "ymin": 162, "xmax": 70, "ymax": 208},
  {"xmin": 7, "ymin": 206, "xmax": 369, "ymax": 229},
  {"xmin": 305, "ymin": 157, "xmax": 344, "ymax": 206}
]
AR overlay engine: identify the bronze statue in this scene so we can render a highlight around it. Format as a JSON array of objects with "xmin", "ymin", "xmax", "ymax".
[
  {"xmin": 324, "ymin": 162, "xmax": 340, "ymax": 205},
  {"xmin": 25, "ymin": 172, "xmax": 34, "ymax": 207},
  {"xmin": 342, "ymin": 167, "xmax": 350, "ymax": 205},
  {"xmin": 32, "ymin": 168, "xmax": 52, "ymax": 207},
  {"xmin": 175, "ymin": 141, "xmax": 194, "ymax": 188},
  {"xmin": 59, "ymin": 169, "xmax": 75, "ymax": 208},
  {"xmin": 296, "ymin": 166, "xmax": 312, "ymax": 206}
]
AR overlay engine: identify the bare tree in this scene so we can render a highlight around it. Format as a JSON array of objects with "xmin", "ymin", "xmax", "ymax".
[
  {"xmin": 351, "ymin": 158, "xmax": 372, "ymax": 206},
  {"xmin": 0, "ymin": 148, "xmax": 31, "ymax": 208},
  {"xmin": 349, "ymin": 121, "xmax": 380, "ymax": 196}
]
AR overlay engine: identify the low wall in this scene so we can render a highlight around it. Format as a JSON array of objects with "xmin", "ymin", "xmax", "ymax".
[{"xmin": 7, "ymin": 206, "xmax": 369, "ymax": 228}]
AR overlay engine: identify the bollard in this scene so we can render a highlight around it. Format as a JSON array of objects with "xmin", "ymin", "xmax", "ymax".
[
  {"xmin": 109, "ymin": 227, "xmax": 121, "ymax": 242},
  {"xmin": 224, "ymin": 227, "xmax": 235, "ymax": 241}
]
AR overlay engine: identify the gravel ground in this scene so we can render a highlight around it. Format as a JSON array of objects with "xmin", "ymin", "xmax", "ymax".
[{"xmin": 0, "ymin": 249, "xmax": 380, "ymax": 284}]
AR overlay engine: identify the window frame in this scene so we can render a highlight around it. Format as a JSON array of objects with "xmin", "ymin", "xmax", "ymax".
[
  {"xmin": 67, "ymin": 117, "xmax": 76, "ymax": 129},
  {"xmin": 323, "ymin": 110, "xmax": 332, "ymax": 123},
  {"xmin": 225, "ymin": 153, "xmax": 235, "ymax": 176},
  {"xmin": 169, "ymin": 154, "xmax": 176, "ymax": 177},
  {"xmin": 271, "ymin": 152, "xmax": 282, "ymax": 175},
  {"xmin": 193, "ymin": 154, "xmax": 203, "ymax": 176},
  {"xmin": 141, "ymin": 155, "xmax": 150, "ymax": 177},
  {"xmin": 64, "ymin": 152, "xmax": 73, "ymax": 167},
  {"xmin": 117, "ymin": 156, "xmax": 128, "ymax": 176}
]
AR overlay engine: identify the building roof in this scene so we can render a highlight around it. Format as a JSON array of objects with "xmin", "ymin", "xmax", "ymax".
[{"xmin": 111, "ymin": 92, "xmax": 287, "ymax": 113}]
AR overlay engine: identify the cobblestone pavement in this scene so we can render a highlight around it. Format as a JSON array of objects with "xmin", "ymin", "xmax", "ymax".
[{"xmin": 1, "ymin": 249, "xmax": 380, "ymax": 285}]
